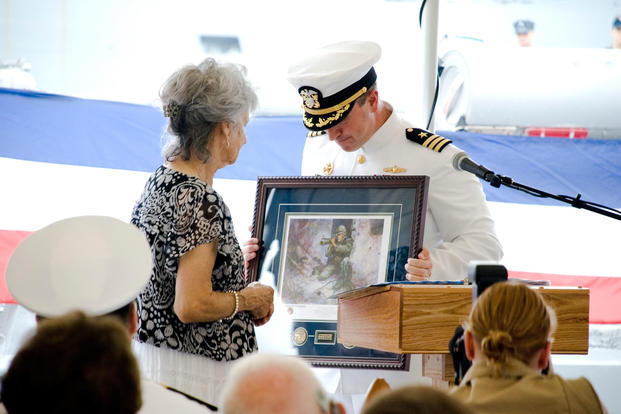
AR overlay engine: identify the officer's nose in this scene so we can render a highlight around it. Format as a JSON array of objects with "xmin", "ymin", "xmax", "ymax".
[{"xmin": 327, "ymin": 125, "xmax": 340, "ymax": 140}]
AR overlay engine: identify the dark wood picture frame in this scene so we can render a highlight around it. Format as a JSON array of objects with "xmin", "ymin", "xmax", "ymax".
[{"xmin": 249, "ymin": 175, "xmax": 429, "ymax": 370}]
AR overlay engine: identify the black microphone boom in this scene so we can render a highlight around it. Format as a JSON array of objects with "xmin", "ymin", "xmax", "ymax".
[
  {"xmin": 451, "ymin": 151, "xmax": 621, "ymax": 221},
  {"xmin": 452, "ymin": 152, "xmax": 496, "ymax": 182}
]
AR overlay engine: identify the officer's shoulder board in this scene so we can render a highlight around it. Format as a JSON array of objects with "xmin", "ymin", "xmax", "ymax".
[
  {"xmin": 307, "ymin": 130, "xmax": 326, "ymax": 139},
  {"xmin": 405, "ymin": 128, "xmax": 452, "ymax": 152}
]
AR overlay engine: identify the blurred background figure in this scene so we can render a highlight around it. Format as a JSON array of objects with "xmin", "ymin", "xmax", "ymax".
[
  {"xmin": 219, "ymin": 353, "xmax": 346, "ymax": 414},
  {"xmin": 0, "ymin": 311, "xmax": 143, "ymax": 414},
  {"xmin": 361, "ymin": 385, "xmax": 473, "ymax": 414},
  {"xmin": 514, "ymin": 19, "xmax": 536, "ymax": 47},
  {"xmin": 611, "ymin": 16, "xmax": 621, "ymax": 49}
]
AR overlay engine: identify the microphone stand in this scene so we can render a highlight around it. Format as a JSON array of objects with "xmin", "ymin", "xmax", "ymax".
[{"xmin": 481, "ymin": 172, "xmax": 621, "ymax": 221}]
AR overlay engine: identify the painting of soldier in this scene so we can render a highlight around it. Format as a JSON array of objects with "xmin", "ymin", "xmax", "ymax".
[{"xmin": 278, "ymin": 214, "xmax": 392, "ymax": 315}]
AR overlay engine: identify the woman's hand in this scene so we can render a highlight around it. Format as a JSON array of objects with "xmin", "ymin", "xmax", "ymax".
[
  {"xmin": 239, "ymin": 282, "xmax": 274, "ymax": 321},
  {"xmin": 252, "ymin": 302, "xmax": 274, "ymax": 326}
]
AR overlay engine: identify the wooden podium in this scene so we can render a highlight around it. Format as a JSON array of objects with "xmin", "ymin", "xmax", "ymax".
[{"xmin": 337, "ymin": 284, "xmax": 589, "ymax": 387}]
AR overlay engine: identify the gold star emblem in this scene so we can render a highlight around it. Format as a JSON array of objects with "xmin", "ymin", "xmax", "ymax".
[
  {"xmin": 383, "ymin": 165, "xmax": 407, "ymax": 174},
  {"xmin": 323, "ymin": 162, "xmax": 334, "ymax": 175},
  {"xmin": 357, "ymin": 155, "xmax": 366, "ymax": 164},
  {"xmin": 418, "ymin": 131, "xmax": 428, "ymax": 138}
]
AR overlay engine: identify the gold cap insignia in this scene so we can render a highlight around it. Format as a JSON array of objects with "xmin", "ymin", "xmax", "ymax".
[
  {"xmin": 383, "ymin": 165, "xmax": 407, "ymax": 174},
  {"xmin": 323, "ymin": 162, "xmax": 334, "ymax": 175},
  {"xmin": 300, "ymin": 89, "xmax": 320, "ymax": 109}
]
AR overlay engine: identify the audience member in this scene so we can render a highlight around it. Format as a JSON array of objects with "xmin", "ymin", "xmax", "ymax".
[
  {"xmin": 361, "ymin": 385, "xmax": 473, "ymax": 414},
  {"xmin": 451, "ymin": 281, "xmax": 608, "ymax": 413},
  {"xmin": 514, "ymin": 19, "xmax": 535, "ymax": 47},
  {"xmin": 4, "ymin": 215, "xmax": 214, "ymax": 412},
  {"xmin": 0, "ymin": 311, "xmax": 142, "ymax": 414},
  {"xmin": 611, "ymin": 16, "xmax": 621, "ymax": 49},
  {"xmin": 219, "ymin": 353, "xmax": 345, "ymax": 414},
  {"xmin": 131, "ymin": 57, "xmax": 274, "ymax": 403}
]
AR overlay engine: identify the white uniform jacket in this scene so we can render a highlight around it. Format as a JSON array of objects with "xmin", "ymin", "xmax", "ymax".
[
  {"xmin": 140, "ymin": 380, "xmax": 214, "ymax": 413},
  {"xmin": 301, "ymin": 108, "xmax": 503, "ymax": 280},
  {"xmin": 0, "ymin": 381, "xmax": 213, "ymax": 414}
]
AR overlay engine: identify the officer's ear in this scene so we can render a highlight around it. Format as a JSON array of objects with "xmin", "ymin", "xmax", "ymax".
[{"xmin": 366, "ymin": 89, "xmax": 379, "ymax": 111}]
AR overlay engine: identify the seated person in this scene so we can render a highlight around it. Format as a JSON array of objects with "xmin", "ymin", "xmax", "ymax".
[
  {"xmin": 451, "ymin": 281, "xmax": 608, "ymax": 413},
  {"xmin": 1, "ymin": 311, "xmax": 142, "ymax": 414},
  {"xmin": 219, "ymin": 352, "xmax": 346, "ymax": 414},
  {"xmin": 362, "ymin": 385, "xmax": 473, "ymax": 414},
  {"xmin": 3, "ymin": 215, "xmax": 214, "ymax": 412}
]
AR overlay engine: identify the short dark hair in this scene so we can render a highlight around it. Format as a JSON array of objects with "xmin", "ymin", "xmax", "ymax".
[{"xmin": 1, "ymin": 311, "xmax": 142, "ymax": 414}]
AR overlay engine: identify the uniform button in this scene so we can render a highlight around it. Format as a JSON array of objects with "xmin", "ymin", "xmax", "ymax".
[{"xmin": 357, "ymin": 155, "xmax": 366, "ymax": 164}]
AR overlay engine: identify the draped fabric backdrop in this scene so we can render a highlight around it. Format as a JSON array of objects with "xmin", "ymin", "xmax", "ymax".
[{"xmin": 1, "ymin": 87, "xmax": 620, "ymax": 323}]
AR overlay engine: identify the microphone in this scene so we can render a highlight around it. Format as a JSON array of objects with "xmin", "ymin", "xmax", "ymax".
[{"xmin": 452, "ymin": 152, "xmax": 496, "ymax": 182}]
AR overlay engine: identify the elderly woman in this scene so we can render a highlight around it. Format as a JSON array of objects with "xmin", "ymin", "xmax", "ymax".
[
  {"xmin": 131, "ymin": 58, "xmax": 274, "ymax": 403},
  {"xmin": 451, "ymin": 282, "xmax": 607, "ymax": 413}
]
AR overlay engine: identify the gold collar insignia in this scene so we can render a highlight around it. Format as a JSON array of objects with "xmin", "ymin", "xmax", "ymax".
[
  {"xmin": 323, "ymin": 162, "xmax": 334, "ymax": 175},
  {"xmin": 383, "ymin": 165, "xmax": 407, "ymax": 174}
]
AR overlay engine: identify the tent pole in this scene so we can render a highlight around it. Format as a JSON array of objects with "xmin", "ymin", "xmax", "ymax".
[{"xmin": 421, "ymin": 0, "xmax": 440, "ymax": 132}]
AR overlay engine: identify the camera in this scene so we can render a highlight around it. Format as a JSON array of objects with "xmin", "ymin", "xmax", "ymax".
[
  {"xmin": 449, "ymin": 261, "xmax": 508, "ymax": 385},
  {"xmin": 468, "ymin": 261, "xmax": 508, "ymax": 301}
]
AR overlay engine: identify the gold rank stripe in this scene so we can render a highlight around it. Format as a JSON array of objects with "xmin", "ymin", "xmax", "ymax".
[
  {"xmin": 422, "ymin": 134, "xmax": 450, "ymax": 152},
  {"xmin": 430, "ymin": 137, "xmax": 450, "ymax": 151},
  {"xmin": 303, "ymin": 87, "xmax": 368, "ymax": 115}
]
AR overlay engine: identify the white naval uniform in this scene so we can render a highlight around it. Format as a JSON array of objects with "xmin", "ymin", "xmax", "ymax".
[
  {"xmin": 0, "ymin": 381, "xmax": 212, "ymax": 414},
  {"xmin": 301, "ymin": 108, "xmax": 503, "ymax": 280},
  {"xmin": 140, "ymin": 380, "xmax": 214, "ymax": 413}
]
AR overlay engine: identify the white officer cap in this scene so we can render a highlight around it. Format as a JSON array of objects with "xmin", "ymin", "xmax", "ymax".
[
  {"xmin": 6, "ymin": 216, "xmax": 152, "ymax": 317},
  {"xmin": 286, "ymin": 40, "xmax": 381, "ymax": 131}
]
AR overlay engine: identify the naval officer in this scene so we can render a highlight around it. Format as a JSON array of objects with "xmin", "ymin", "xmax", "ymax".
[{"xmin": 284, "ymin": 40, "xmax": 503, "ymax": 281}]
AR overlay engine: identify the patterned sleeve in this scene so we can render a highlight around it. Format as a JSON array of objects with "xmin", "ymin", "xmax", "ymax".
[{"xmin": 168, "ymin": 182, "xmax": 224, "ymax": 258}]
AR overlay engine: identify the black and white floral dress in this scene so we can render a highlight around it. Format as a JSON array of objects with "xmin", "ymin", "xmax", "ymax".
[{"xmin": 130, "ymin": 165, "xmax": 257, "ymax": 361}]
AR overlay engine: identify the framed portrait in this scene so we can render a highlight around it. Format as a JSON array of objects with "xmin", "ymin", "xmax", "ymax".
[{"xmin": 249, "ymin": 175, "xmax": 429, "ymax": 369}]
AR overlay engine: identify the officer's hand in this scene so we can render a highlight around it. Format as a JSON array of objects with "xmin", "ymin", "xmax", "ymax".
[
  {"xmin": 405, "ymin": 248, "xmax": 432, "ymax": 281},
  {"xmin": 241, "ymin": 237, "xmax": 260, "ymax": 263}
]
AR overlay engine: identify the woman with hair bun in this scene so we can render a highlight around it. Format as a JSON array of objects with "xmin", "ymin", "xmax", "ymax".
[
  {"xmin": 131, "ymin": 58, "xmax": 274, "ymax": 403},
  {"xmin": 451, "ymin": 281, "xmax": 608, "ymax": 413}
]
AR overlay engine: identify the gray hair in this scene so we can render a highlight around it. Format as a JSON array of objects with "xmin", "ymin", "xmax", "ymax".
[{"xmin": 160, "ymin": 57, "xmax": 258, "ymax": 163}]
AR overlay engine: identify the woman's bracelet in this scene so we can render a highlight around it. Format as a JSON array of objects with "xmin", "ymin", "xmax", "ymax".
[{"xmin": 223, "ymin": 290, "xmax": 239, "ymax": 321}]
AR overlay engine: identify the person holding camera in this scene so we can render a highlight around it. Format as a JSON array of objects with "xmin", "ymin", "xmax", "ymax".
[{"xmin": 450, "ymin": 282, "xmax": 608, "ymax": 413}]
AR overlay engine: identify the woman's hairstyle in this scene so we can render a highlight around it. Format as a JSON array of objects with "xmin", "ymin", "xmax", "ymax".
[
  {"xmin": 1, "ymin": 311, "xmax": 142, "ymax": 414},
  {"xmin": 464, "ymin": 281, "xmax": 557, "ymax": 376},
  {"xmin": 160, "ymin": 57, "xmax": 258, "ymax": 163},
  {"xmin": 361, "ymin": 385, "xmax": 474, "ymax": 414}
]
